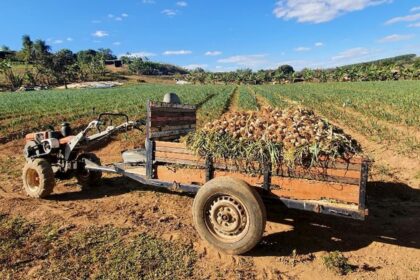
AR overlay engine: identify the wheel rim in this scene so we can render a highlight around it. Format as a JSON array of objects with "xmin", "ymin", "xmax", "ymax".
[
  {"xmin": 204, "ymin": 194, "xmax": 249, "ymax": 243},
  {"xmin": 26, "ymin": 168, "xmax": 40, "ymax": 191}
]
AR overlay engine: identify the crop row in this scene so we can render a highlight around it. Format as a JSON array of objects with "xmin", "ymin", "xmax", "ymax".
[
  {"xmin": 237, "ymin": 86, "xmax": 258, "ymax": 111},
  {"xmin": 0, "ymin": 84, "xmax": 233, "ymax": 139}
]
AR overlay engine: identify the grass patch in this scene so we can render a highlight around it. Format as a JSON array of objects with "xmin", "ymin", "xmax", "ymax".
[
  {"xmin": 0, "ymin": 214, "xmax": 197, "ymax": 280},
  {"xmin": 322, "ymin": 251, "xmax": 353, "ymax": 275}
]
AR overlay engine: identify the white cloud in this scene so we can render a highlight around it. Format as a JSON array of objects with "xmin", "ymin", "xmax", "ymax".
[
  {"xmin": 205, "ymin": 51, "xmax": 222, "ymax": 56},
  {"xmin": 408, "ymin": 22, "xmax": 420, "ymax": 28},
  {"xmin": 53, "ymin": 39, "xmax": 63, "ymax": 44},
  {"xmin": 273, "ymin": 0, "xmax": 389, "ymax": 23},
  {"xmin": 143, "ymin": 0, "xmax": 155, "ymax": 3},
  {"xmin": 66, "ymin": 37, "xmax": 73, "ymax": 42},
  {"xmin": 115, "ymin": 17, "xmax": 123, "ymax": 21},
  {"xmin": 411, "ymin": 6, "xmax": 420, "ymax": 13},
  {"xmin": 92, "ymin": 30, "xmax": 109, "ymax": 38},
  {"xmin": 176, "ymin": 1, "xmax": 188, "ymax": 7},
  {"xmin": 184, "ymin": 64, "xmax": 208, "ymax": 70},
  {"xmin": 332, "ymin": 47, "xmax": 370, "ymax": 60},
  {"xmin": 385, "ymin": 13, "xmax": 420, "ymax": 25},
  {"xmin": 217, "ymin": 54, "xmax": 268, "ymax": 67},
  {"xmin": 92, "ymin": 20, "xmax": 101, "ymax": 24},
  {"xmin": 113, "ymin": 42, "xmax": 121, "ymax": 46},
  {"xmin": 122, "ymin": 13, "xmax": 129, "ymax": 17},
  {"xmin": 108, "ymin": 14, "xmax": 114, "ymax": 18},
  {"xmin": 315, "ymin": 42, "xmax": 324, "ymax": 47},
  {"xmin": 294, "ymin": 46, "xmax": 311, "ymax": 52},
  {"xmin": 163, "ymin": 50, "xmax": 192, "ymax": 55},
  {"xmin": 378, "ymin": 34, "xmax": 414, "ymax": 43},
  {"xmin": 120, "ymin": 52, "xmax": 157, "ymax": 58},
  {"xmin": 162, "ymin": 9, "xmax": 177, "ymax": 16}
]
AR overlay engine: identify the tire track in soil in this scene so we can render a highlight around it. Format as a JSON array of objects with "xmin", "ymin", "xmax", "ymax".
[
  {"xmin": 223, "ymin": 86, "xmax": 239, "ymax": 115},
  {"xmin": 277, "ymin": 95, "xmax": 420, "ymax": 188}
]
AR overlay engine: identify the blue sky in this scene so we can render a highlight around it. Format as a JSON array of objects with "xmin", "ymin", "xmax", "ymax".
[{"xmin": 1, "ymin": 0, "xmax": 419, "ymax": 71}]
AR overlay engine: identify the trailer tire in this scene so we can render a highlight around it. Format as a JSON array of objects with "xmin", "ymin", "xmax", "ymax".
[
  {"xmin": 76, "ymin": 153, "xmax": 102, "ymax": 190},
  {"xmin": 192, "ymin": 177, "xmax": 266, "ymax": 255},
  {"xmin": 22, "ymin": 159, "xmax": 55, "ymax": 198}
]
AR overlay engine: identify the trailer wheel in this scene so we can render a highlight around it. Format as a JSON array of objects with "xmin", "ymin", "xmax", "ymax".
[
  {"xmin": 76, "ymin": 153, "xmax": 102, "ymax": 190},
  {"xmin": 192, "ymin": 177, "xmax": 266, "ymax": 255},
  {"xmin": 22, "ymin": 159, "xmax": 55, "ymax": 198}
]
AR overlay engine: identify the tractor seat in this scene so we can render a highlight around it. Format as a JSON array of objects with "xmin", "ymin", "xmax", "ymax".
[
  {"xmin": 59, "ymin": 136, "xmax": 74, "ymax": 145},
  {"xmin": 122, "ymin": 149, "xmax": 146, "ymax": 164}
]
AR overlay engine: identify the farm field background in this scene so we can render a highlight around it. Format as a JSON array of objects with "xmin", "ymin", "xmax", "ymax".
[{"xmin": 0, "ymin": 81, "xmax": 419, "ymax": 279}]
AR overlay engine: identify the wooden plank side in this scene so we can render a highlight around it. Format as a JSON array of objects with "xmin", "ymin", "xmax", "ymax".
[
  {"xmin": 151, "ymin": 116, "xmax": 196, "ymax": 122},
  {"xmin": 150, "ymin": 119, "xmax": 196, "ymax": 128},
  {"xmin": 156, "ymin": 166, "xmax": 206, "ymax": 185},
  {"xmin": 155, "ymin": 151, "xmax": 202, "ymax": 161},
  {"xmin": 270, "ymin": 177, "xmax": 360, "ymax": 204},
  {"xmin": 155, "ymin": 141, "xmax": 187, "ymax": 149},
  {"xmin": 150, "ymin": 128, "xmax": 195, "ymax": 139},
  {"xmin": 150, "ymin": 124, "xmax": 196, "ymax": 133},
  {"xmin": 155, "ymin": 165, "xmax": 359, "ymax": 204},
  {"xmin": 154, "ymin": 151, "xmax": 360, "ymax": 184},
  {"xmin": 154, "ymin": 141, "xmax": 364, "ymax": 165},
  {"xmin": 274, "ymin": 166, "xmax": 361, "ymax": 179},
  {"xmin": 155, "ymin": 146, "xmax": 195, "ymax": 155},
  {"xmin": 150, "ymin": 111, "xmax": 196, "ymax": 118}
]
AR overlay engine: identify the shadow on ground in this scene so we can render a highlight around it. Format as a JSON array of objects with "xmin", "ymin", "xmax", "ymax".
[
  {"xmin": 252, "ymin": 181, "xmax": 420, "ymax": 257},
  {"xmin": 46, "ymin": 177, "xmax": 420, "ymax": 258}
]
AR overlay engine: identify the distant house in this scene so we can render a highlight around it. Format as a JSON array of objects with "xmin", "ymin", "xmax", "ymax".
[
  {"xmin": 0, "ymin": 50, "xmax": 15, "ymax": 59},
  {"xmin": 105, "ymin": 59, "xmax": 122, "ymax": 68}
]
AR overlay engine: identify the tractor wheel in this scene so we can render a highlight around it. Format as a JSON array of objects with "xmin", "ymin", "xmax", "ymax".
[
  {"xmin": 76, "ymin": 153, "xmax": 102, "ymax": 190},
  {"xmin": 22, "ymin": 159, "xmax": 55, "ymax": 198},
  {"xmin": 192, "ymin": 177, "xmax": 266, "ymax": 255}
]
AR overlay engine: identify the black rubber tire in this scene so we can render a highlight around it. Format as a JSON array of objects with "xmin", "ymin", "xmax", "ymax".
[
  {"xmin": 76, "ymin": 153, "xmax": 102, "ymax": 190},
  {"xmin": 192, "ymin": 177, "xmax": 266, "ymax": 255},
  {"xmin": 22, "ymin": 159, "xmax": 55, "ymax": 198}
]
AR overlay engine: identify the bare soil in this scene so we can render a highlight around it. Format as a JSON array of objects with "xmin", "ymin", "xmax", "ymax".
[{"xmin": 1, "ymin": 96, "xmax": 419, "ymax": 279}]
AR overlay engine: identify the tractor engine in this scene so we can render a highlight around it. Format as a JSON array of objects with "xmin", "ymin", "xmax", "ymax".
[{"xmin": 24, "ymin": 130, "xmax": 62, "ymax": 159}]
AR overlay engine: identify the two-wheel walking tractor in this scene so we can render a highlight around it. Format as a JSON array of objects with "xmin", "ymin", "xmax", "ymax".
[{"xmin": 22, "ymin": 93, "xmax": 369, "ymax": 255}]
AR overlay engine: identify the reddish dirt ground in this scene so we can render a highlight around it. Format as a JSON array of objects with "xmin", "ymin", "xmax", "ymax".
[{"xmin": 0, "ymin": 131, "xmax": 419, "ymax": 279}]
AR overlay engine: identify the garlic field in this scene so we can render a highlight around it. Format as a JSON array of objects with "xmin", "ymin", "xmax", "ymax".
[{"xmin": 0, "ymin": 80, "xmax": 419, "ymax": 159}]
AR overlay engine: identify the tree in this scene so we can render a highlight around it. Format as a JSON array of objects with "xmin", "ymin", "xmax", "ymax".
[
  {"xmin": 0, "ymin": 60, "xmax": 24, "ymax": 90},
  {"xmin": 278, "ymin": 65, "xmax": 294, "ymax": 75},
  {"xmin": 49, "ymin": 49, "xmax": 78, "ymax": 89},
  {"xmin": 21, "ymin": 35, "xmax": 34, "ymax": 63},
  {"xmin": 97, "ymin": 48, "xmax": 116, "ymax": 61}
]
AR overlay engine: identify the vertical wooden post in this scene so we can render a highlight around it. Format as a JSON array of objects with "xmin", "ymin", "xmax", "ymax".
[
  {"xmin": 146, "ymin": 100, "xmax": 154, "ymax": 179},
  {"xmin": 205, "ymin": 156, "xmax": 214, "ymax": 182},
  {"xmin": 263, "ymin": 162, "xmax": 271, "ymax": 191},
  {"xmin": 358, "ymin": 160, "xmax": 368, "ymax": 210}
]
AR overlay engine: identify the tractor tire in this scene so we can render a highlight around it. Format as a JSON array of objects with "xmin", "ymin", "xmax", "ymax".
[
  {"xmin": 76, "ymin": 153, "xmax": 102, "ymax": 190},
  {"xmin": 22, "ymin": 159, "xmax": 55, "ymax": 198},
  {"xmin": 192, "ymin": 177, "xmax": 266, "ymax": 255}
]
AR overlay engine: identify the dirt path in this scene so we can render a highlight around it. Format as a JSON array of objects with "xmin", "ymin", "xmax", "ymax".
[
  {"xmin": 224, "ymin": 86, "xmax": 239, "ymax": 114},
  {"xmin": 1, "ymin": 138, "xmax": 419, "ymax": 279}
]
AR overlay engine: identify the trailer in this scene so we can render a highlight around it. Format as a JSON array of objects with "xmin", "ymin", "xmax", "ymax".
[
  {"xmin": 22, "ymin": 95, "xmax": 369, "ymax": 255},
  {"xmin": 86, "ymin": 99, "xmax": 369, "ymax": 254}
]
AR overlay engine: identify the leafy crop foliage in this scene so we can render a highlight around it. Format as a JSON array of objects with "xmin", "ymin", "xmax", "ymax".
[
  {"xmin": 0, "ymin": 84, "xmax": 233, "ymax": 141},
  {"xmin": 238, "ymin": 86, "xmax": 258, "ymax": 111}
]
